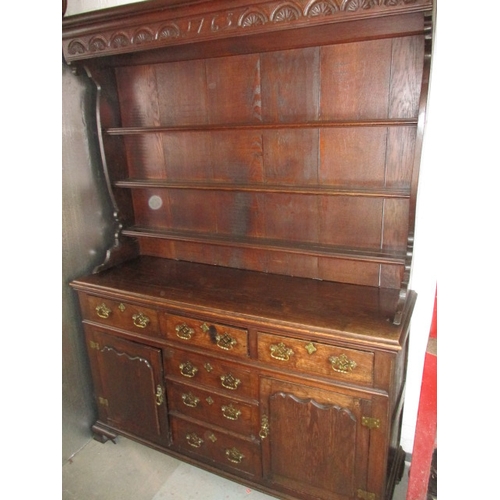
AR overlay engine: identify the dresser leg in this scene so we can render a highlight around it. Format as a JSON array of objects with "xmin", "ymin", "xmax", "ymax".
[{"xmin": 92, "ymin": 423, "xmax": 117, "ymax": 444}]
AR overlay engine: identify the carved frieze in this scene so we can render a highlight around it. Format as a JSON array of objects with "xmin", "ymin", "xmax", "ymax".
[{"xmin": 63, "ymin": 0, "xmax": 430, "ymax": 61}]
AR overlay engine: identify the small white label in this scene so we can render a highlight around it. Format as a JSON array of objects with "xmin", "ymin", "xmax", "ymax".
[{"xmin": 148, "ymin": 195, "xmax": 163, "ymax": 210}]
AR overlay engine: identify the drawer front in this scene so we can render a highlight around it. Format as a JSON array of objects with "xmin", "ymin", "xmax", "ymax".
[
  {"xmin": 84, "ymin": 295, "xmax": 159, "ymax": 335},
  {"xmin": 258, "ymin": 332, "xmax": 374, "ymax": 386},
  {"xmin": 171, "ymin": 416, "xmax": 261, "ymax": 478},
  {"xmin": 161, "ymin": 313, "xmax": 249, "ymax": 358},
  {"xmin": 167, "ymin": 380, "xmax": 259, "ymax": 437},
  {"xmin": 165, "ymin": 348, "xmax": 257, "ymax": 399}
]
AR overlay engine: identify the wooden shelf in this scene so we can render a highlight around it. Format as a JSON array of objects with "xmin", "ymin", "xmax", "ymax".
[
  {"xmin": 121, "ymin": 226, "xmax": 406, "ymax": 265},
  {"xmin": 106, "ymin": 119, "xmax": 418, "ymax": 135},
  {"xmin": 115, "ymin": 180, "xmax": 410, "ymax": 198}
]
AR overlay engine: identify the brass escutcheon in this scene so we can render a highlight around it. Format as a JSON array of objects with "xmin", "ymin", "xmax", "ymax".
[{"xmin": 304, "ymin": 342, "xmax": 317, "ymax": 355}]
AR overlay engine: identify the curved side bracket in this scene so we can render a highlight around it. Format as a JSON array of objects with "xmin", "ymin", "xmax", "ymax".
[{"xmin": 80, "ymin": 64, "xmax": 139, "ymax": 273}]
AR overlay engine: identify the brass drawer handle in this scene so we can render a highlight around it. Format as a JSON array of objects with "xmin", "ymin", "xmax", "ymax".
[
  {"xmin": 216, "ymin": 333, "xmax": 237, "ymax": 351},
  {"xmin": 225, "ymin": 447, "xmax": 245, "ymax": 464},
  {"xmin": 95, "ymin": 303, "xmax": 111, "ymax": 319},
  {"xmin": 221, "ymin": 404, "xmax": 241, "ymax": 421},
  {"xmin": 201, "ymin": 323, "xmax": 237, "ymax": 351},
  {"xmin": 270, "ymin": 342, "xmax": 294, "ymax": 362},
  {"xmin": 220, "ymin": 373, "xmax": 241, "ymax": 390},
  {"xmin": 182, "ymin": 392, "xmax": 200, "ymax": 408},
  {"xmin": 179, "ymin": 361, "xmax": 198, "ymax": 378},
  {"xmin": 132, "ymin": 312, "xmax": 150, "ymax": 329},
  {"xmin": 155, "ymin": 385, "xmax": 164, "ymax": 406},
  {"xmin": 329, "ymin": 353, "xmax": 357, "ymax": 373},
  {"xmin": 176, "ymin": 323, "xmax": 195, "ymax": 340},
  {"xmin": 186, "ymin": 433, "xmax": 204, "ymax": 448}
]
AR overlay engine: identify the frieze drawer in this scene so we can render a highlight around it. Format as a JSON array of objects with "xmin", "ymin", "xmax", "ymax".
[
  {"xmin": 161, "ymin": 313, "xmax": 249, "ymax": 358},
  {"xmin": 164, "ymin": 347, "xmax": 258, "ymax": 400},
  {"xmin": 167, "ymin": 380, "xmax": 259, "ymax": 438},
  {"xmin": 84, "ymin": 295, "xmax": 159, "ymax": 335},
  {"xmin": 170, "ymin": 416, "xmax": 261, "ymax": 479},
  {"xmin": 257, "ymin": 332, "xmax": 374, "ymax": 387}
]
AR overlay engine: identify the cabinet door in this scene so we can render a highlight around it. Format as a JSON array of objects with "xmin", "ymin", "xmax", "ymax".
[
  {"xmin": 260, "ymin": 377, "xmax": 380, "ymax": 500},
  {"xmin": 85, "ymin": 327, "xmax": 170, "ymax": 447}
]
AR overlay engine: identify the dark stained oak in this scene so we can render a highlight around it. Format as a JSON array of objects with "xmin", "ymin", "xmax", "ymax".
[{"xmin": 64, "ymin": 1, "xmax": 434, "ymax": 498}]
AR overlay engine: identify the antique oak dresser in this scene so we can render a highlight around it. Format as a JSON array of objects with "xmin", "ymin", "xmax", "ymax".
[{"xmin": 63, "ymin": 1, "xmax": 434, "ymax": 499}]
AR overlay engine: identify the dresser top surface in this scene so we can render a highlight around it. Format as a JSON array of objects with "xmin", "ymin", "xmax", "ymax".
[{"xmin": 71, "ymin": 256, "xmax": 415, "ymax": 349}]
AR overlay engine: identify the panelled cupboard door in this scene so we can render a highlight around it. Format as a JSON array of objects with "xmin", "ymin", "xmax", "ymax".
[
  {"xmin": 260, "ymin": 377, "xmax": 379, "ymax": 500},
  {"xmin": 84, "ymin": 327, "xmax": 170, "ymax": 447}
]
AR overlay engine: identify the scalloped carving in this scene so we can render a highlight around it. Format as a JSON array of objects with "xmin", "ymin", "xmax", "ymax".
[
  {"xmin": 272, "ymin": 3, "xmax": 302, "ymax": 22},
  {"xmin": 68, "ymin": 40, "xmax": 86, "ymax": 55},
  {"xmin": 158, "ymin": 23, "xmax": 180, "ymax": 39},
  {"xmin": 343, "ymin": 0, "xmax": 376, "ymax": 10},
  {"xmin": 239, "ymin": 10, "xmax": 268, "ymax": 27},
  {"xmin": 110, "ymin": 32, "xmax": 130, "ymax": 48},
  {"xmin": 133, "ymin": 28, "xmax": 155, "ymax": 45},
  {"xmin": 306, "ymin": 0, "xmax": 339, "ymax": 17},
  {"xmin": 63, "ymin": 0, "xmax": 431, "ymax": 61},
  {"xmin": 89, "ymin": 36, "xmax": 107, "ymax": 52}
]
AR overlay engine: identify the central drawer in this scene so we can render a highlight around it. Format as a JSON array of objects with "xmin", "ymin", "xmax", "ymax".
[
  {"xmin": 161, "ymin": 313, "xmax": 249, "ymax": 358},
  {"xmin": 164, "ymin": 347, "xmax": 258, "ymax": 400},
  {"xmin": 170, "ymin": 416, "xmax": 261, "ymax": 478},
  {"xmin": 167, "ymin": 380, "xmax": 259, "ymax": 438}
]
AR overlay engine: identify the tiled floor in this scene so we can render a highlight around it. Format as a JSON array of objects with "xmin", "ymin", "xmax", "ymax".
[{"xmin": 62, "ymin": 436, "xmax": 410, "ymax": 499}]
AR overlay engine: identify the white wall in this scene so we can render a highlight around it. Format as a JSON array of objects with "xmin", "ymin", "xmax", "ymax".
[
  {"xmin": 66, "ymin": 0, "xmax": 145, "ymax": 16},
  {"xmin": 64, "ymin": 0, "xmax": 438, "ymax": 455}
]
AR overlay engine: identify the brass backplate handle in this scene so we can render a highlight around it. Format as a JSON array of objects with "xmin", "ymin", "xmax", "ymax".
[
  {"xmin": 220, "ymin": 373, "xmax": 241, "ymax": 390},
  {"xmin": 96, "ymin": 303, "xmax": 111, "ymax": 319},
  {"xmin": 186, "ymin": 433, "xmax": 204, "ymax": 448},
  {"xmin": 225, "ymin": 447, "xmax": 245, "ymax": 464},
  {"xmin": 176, "ymin": 323, "xmax": 195, "ymax": 340},
  {"xmin": 180, "ymin": 361, "xmax": 198, "ymax": 378},
  {"xmin": 270, "ymin": 342, "xmax": 294, "ymax": 361},
  {"xmin": 216, "ymin": 333, "xmax": 237, "ymax": 351},
  {"xmin": 221, "ymin": 404, "xmax": 242, "ymax": 421},
  {"xmin": 329, "ymin": 353, "xmax": 357, "ymax": 373},
  {"xmin": 182, "ymin": 392, "xmax": 200, "ymax": 408},
  {"xmin": 132, "ymin": 312, "xmax": 150, "ymax": 328}
]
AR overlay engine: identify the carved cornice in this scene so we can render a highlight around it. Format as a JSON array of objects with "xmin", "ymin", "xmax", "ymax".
[{"xmin": 63, "ymin": 0, "xmax": 432, "ymax": 62}]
